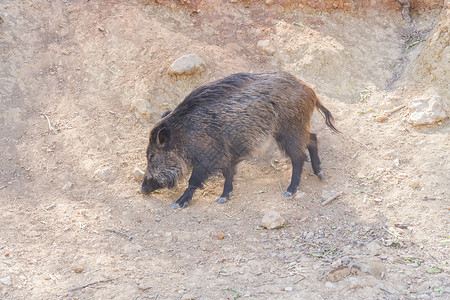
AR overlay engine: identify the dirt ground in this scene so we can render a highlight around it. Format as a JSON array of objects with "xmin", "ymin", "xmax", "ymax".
[{"xmin": 1, "ymin": 0, "xmax": 449, "ymax": 299}]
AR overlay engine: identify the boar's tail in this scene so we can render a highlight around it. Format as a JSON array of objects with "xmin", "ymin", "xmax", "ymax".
[{"xmin": 315, "ymin": 99, "xmax": 340, "ymax": 133}]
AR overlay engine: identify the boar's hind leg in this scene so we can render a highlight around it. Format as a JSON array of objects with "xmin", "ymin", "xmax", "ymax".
[
  {"xmin": 276, "ymin": 134, "xmax": 306, "ymax": 197},
  {"xmin": 215, "ymin": 164, "xmax": 236, "ymax": 204},
  {"xmin": 307, "ymin": 133, "xmax": 323, "ymax": 180},
  {"xmin": 171, "ymin": 166, "xmax": 208, "ymax": 209}
]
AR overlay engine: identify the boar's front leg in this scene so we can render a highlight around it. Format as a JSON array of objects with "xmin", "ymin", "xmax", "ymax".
[
  {"xmin": 215, "ymin": 163, "xmax": 236, "ymax": 204},
  {"xmin": 171, "ymin": 165, "xmax": 208, "ymax": 209}
]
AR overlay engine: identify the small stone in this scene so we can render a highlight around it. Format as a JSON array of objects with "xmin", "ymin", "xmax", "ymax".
[
  {"xmin": 284, "ymin": 286, "xmax": 293, "ymax": 292},
  {"xmin": 62, "ymin": 181, "xmax": 73, "ymax": 190},
  {"xmin": 365, "ymin": 241, "xmax": 382, "ymax": 256},
  {"xmin": 133, "ymin": 167, "xmax": 145, "ymax": 181},
  {"xmin": 295, "ymin": 192, "xmax": 306, "ymax": 199},
  {"xmin": 181, "ymin": 295, "xmax": 196, "ymax": 300},
  {"xmin": 131, "ymin": 98, "xmax": 152, "ymax": 118},
  {"xmin": 94, "ymin": 167, "xmax": 116, "ymax": 184},
  {"xmin": 321, "ymin": 189, "xmax": 338, "ymax": 200},
  {"xmin": 257, "ymin": 40, "xmax": 276, "ymax": 55},
  {"xmin": 73, "ymin": 268, "xmax": 84, "ymax": 273},
  {"xmin": 265, "ymin": 0, "xmax": 274, "ymax": 5},
  {"xmin": 352, "ymin": 258, "xmax": 385, "ymax": 279},
  {"xmin": 217, "ymin": 233, "xmax": 225, "ymax": 240},
  {"xmin": 138, "ymin": 281, "xmax": 152, "ymax": 291},
  {"xmin": 305, "ymin": 231, "xmax": 314, "ymax": 240},
  {"xmin": 0, "ymin": 277, "xmax": 12, "ymax": 286},
  {"xmin": 262, "ymin": 210, "xmax": 286, "ymax": 229},
  {"xmin": 168, "ymin": 54, "xmax": 206, "ymax": 75}
]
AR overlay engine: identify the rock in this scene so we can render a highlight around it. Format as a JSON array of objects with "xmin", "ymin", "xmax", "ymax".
[
  {"xmin": 408, "ymin": 95, "xmax": 448, "ymax": 126},
  {"xmin": 305, "ymin": 231, "xmax": 314, "ymax": 240},
  {"xmin": 262, "ymin": 210, "xmax": 286, "ymax": 229},
  {"xmin": 94, "ymin": 167, "xmax": 116, "ymax": 184},
  {"xmin": 284, "ymin": 286, "xmax": 293, "ymax": 292},
  {"xmin": 352, "ymin": 258, "xmax": 385, "ymax": 279},
  {"xmin": 131, "ymin": 98, "xmax": 151, "ymax": 118},
  {"xmin": 365, "ymin": 241, "xmax": 382, "ymax": 256},
  {"xmin": 168, "ymin": 54, "xmax": 206, "ymax": 75},
  {"xmin": 295, "ymin": 191, "xmax": 306, "ymax": 199},
  {"xmin": 138, "ymin": 280, "xmax": 152, "ymax": 291},
  {"xmin": 0, "ymin": 277, "xmax": 12, "ymax": 286},
  {"xmin": 257, "ymin": 40, "xmax": 276, "ymax": 55},
  {"xmin": 321, "ymin": 189, "xmax": 338, "ymax": 200},
  {"xmin": 133, "ymin": 167, "xmax": 145, "ymax": 181},
  {"xmin": 63, "ymin": 181, "xmax": 73, "ymax": 190}
]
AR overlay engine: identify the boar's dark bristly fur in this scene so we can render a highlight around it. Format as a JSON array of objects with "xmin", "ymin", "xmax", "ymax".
[{"xmin": 141, "ymin": 71, "xmax": 339, "ymax": 209}]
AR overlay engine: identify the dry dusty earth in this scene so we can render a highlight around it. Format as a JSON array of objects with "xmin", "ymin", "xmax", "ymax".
[{"xmin": 1, "ymin": 0, "xmax": 449, "ymax": 299}]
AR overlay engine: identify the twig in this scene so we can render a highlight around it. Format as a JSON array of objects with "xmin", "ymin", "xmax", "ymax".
[
  {"xmin": 380, "ymin": 287, "xmax": 393, "ymax": 294},
  {"xmin": 383, "ymin": 227, "xmax": 403, "ymax": 239},
  {"xmin": 293, "ymin": 275, "xmax": 306, "ymax": 284},
  {"xmin": 106, "ymin": 228, "xmax": 133, "ymax": 240},
  {"xmin": 271, "ymin": 158, "xmax": 284, "ymax": 195},
  {"xmin": 42, "ymin": 113, "xmax": 55, "ymax": 132},
  {"xmin": 349, "ymin": 136, "xmax": 369, "ymax": 150},
  {"xmin": 40, "ymin": 203, "xmax": 56, "ymax": 212},
  {"xmin": 0, "ymin": 186, "xmax": 6, "ymax": 190},
  {"xmin": 321, "ymin": 191, "xmax": 343, "ymax": 206},
  {"xmin": 106, "ymin": 66, "xmax": 124, "ymax": 77},
  {"xmin": 154, "ymin": 294, "xmax": 159, "ymax": 300},
  {"xmin": 68, "ymin": 276, "xmax": 120, "ymax": 292},
  {"xmin": 385, "ymin": 105, "xmax": 406, "ymax": 116}
]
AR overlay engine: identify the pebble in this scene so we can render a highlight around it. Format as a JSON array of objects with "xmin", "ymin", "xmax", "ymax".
[
  {"xmin": 262, "ymin": 210, "xmax": 286, "ymax": 229},
  {"xmin": 93, "ymin": 167, "xmax": 116, "ymax": 184},
  {"xmin": 408, "ymin": 95, "xmax": 448, "ymax": 126},
  {"xmin": 283, "ymin": 286, "xmax": 293, "ymax": 292},
  {"xmin": 131, "ymin": 98, "xmax": 152, "ymax": 118},
  {"xmin": 0, "ymin": 277, "xmax": 12, "ymax": 286},
  {"xmin": 295, "ymin": 191, "xmax": 306, "ymax": 199},
  {"xmin": 133, "ymin": 167, "xmax": 145, "ymax": 181},
  {"xmin": 63, "ymin": 181, "xmax": 73, "ymax": 190},
  {"xmin": 138, "ymin": 280, "xmax": 152, "ymax": 291},
  {"xmin": 257, "ymin": 40, "xmax": 276, "ymax": 55},
  {"xmin": 305, "ymin": 231, "xmax": 314, "ymax": 240},
  {"xmin": 168, "ymin": 54, "xmax": 206, "ymax": 75},
  {"xmin": 352, "ymin": 258, "xmax": 385, "ymax": 279},
  {"xmin": 321, "ymin": 189, "xmax": 338, "ymax": 200}
]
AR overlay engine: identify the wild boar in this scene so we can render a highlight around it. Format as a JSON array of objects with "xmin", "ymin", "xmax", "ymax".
[{"xmin": 141, "ymin": 71, "xmax": 338, "ymax": 208}]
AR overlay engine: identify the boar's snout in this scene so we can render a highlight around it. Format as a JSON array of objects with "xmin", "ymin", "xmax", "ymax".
[{"xmin": 141, "ymin": 176, "xmax": 162, "ymax": 195}]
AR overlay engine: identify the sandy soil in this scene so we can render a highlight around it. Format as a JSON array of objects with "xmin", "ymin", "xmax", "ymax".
[{"xmin": 0, "ymin": 0, "xmax": 449, "ymax": 299}]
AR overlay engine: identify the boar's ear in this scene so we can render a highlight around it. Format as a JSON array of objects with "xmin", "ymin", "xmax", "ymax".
[
  {"xmin": 156, "ymin": 127, "xmax": 170, "ymax": 147},
  {"xmin": 161, "ymin": 110, "xmax": 172, "ymax": 118}
]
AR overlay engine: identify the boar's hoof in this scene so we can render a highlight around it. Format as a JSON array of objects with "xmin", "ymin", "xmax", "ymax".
[
  {"xmin": 171, "ymin": 202, "xmax": 188, "ymax": 209},
  {"xmin": 215, "ymin": 197, "xmax": 227, "ymax": 204},
  {"xmin": 283, "ymin": 191, "xmax": 293, "ymax": 197},
  {"xmin": 316, "ymin": 171, "xmax": 324, "ymax": 180}
]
